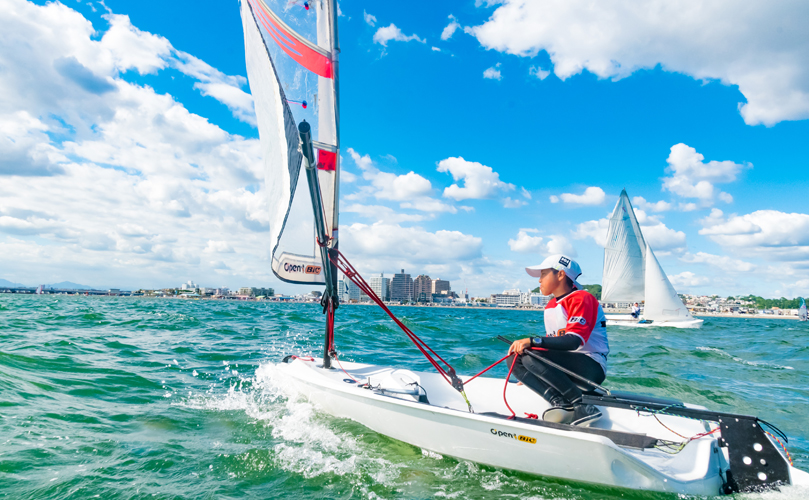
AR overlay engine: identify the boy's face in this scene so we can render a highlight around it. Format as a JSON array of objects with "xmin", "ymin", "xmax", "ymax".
[{"xmin": 539, "ymin": 268, "xmax": 566, "ymax": 296}]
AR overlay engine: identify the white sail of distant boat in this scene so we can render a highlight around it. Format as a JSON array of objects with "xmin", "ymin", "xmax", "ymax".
[
  {"xmin": 800, "ymin": 297, "xmax": 808, "ymax": 322},
  {"xmin": 602, "ymin": 190, "xmax": 703, "ymax": 328},
  {"xmin": 602, "ymin": 191, "xmax": 646, "ymax": 303},
  {"xmin": 35, "ymin": 285, "xmax": 43, "ymax": 295},
  {"xmin": 241, "ymin": 0, "xmax": 340, "ymax": 286}
]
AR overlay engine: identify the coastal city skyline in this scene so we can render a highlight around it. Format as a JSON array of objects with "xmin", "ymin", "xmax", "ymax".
[{"xmin": 1, "ymin": 0, "xmax": 808, "ymax": 298}]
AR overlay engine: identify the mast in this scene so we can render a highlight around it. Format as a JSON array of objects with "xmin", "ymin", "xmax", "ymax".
[
  {"xmin": 321, "ymin": 0, "xmax": 340, "ymax": 369},
  {"xmin": 239, "ymin": 0, "xmax": 340, "ymax": 368}
]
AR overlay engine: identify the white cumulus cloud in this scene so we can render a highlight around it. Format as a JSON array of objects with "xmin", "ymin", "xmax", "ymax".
[
  {"xmin": 346, "ymin": 148, "xmax": 433, "ymax": 202},
  {"xmin": 363, "ymin": 10, "xmax": 376, "ymax": 27},
  {"xmin": 437, "ymin": 157, "xmax": 515, "ymax": 201},
  {"xmin": 549, "ymin": 186, "xmax": 605, "ymax": 206},
  {"xmin": 483, "ymin": 63, "xmax": 502, "ymax": 80},
  {"xmin": 632, "ymin": 196, "xmax": 672, "ymax": 213},
  {"xmin": 468, "ymin": 0, "xmax": 809, "ymax": 126},
  {"xmin": 662, "ymin": 144, "xmax": 748, "ymax": 206},
  {"xmin": 508, "ymin": 230, "xmax": 576, "ymax": 256},
  {"xmin": 529, "ymin": 66, "xmax": 551, "ymax": 80},
  {"xmin": 680, "ymin": 252, "xmax": 756, "ymax": 272},
  {"xmin": 0, "ymin": 0, "xmax": 282, "ymax": 289},
  {"xmin": 441, "ymin": 15, "xmax": 461, "ymax": 40},
  {"xmin": 373, "ymin": 24, "xmax": 425, "ymax": 47},
  {"xmin": 340, "ymin": 222, "xmax": 483, "ymax": 275},
  {"xmin": 502, "ymin": 197, "xmax": 528, "ymax": 208},
  {"xmin": 699, "ymin": 210, "xmax": 809, "ymax": 262},
  {"xmin": 667, "ymin": 271, "xmax": 710, "ymax": 288}
]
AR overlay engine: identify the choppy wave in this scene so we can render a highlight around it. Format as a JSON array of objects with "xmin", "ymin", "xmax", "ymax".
[{"xmin": 1, "ymin": 295, "xmax": 807, "ymax": 499}]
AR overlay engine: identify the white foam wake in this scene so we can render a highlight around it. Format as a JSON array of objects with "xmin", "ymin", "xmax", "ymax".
[
  {"xmin": 180, "ymin": 361, "xmax": 402, "ymax": 495},
  {"xmin": 697, "ymin": 346, "xmax": 794, "ymax": 370}
]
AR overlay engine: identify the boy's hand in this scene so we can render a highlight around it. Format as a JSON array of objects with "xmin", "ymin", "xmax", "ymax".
[{"xmin": 508, "ymin": 338, "xmax": 531, "ymax": 355}]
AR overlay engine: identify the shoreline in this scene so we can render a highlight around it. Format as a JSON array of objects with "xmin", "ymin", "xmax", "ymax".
[{"xmin": 7, "ymin": 294, "xmax": 805, "ymax": 320}]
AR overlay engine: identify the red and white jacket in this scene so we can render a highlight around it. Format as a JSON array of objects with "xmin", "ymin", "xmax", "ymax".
[{"xmin": 544, "ymin": 290, "xmax": 609, "ymax": 373}]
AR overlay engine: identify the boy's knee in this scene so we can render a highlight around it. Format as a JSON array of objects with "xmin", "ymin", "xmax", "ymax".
[{"xmin": 522, "ymin": 354, "xmax": 549, "ymax": 375}]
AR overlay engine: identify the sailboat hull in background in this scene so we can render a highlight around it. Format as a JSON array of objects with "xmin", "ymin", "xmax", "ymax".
[{"xmin": 606, "ymin": 314, "xmax": 704, "ymax": 328}]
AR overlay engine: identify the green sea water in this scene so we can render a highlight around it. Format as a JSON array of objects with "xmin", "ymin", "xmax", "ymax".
[{"xmin": 1, "ymin": 294, "xmax": 808, "ymax": 499}]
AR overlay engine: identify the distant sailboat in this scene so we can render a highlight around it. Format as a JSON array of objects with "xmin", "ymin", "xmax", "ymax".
[
  {"xmin": 35, "ymin": 285, "xmax": 43, "ymax": 295},
  {"xmin": 601, "ymin": 191, "xmax": 703, "ymax": 328},
  {"xmin": 800, "ymin": 297, "xmax": 807, "ymax": 322}
]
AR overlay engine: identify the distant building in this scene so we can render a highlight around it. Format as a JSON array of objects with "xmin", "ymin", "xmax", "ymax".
[
  {"xmin": 432, "ymin": 278, "xmax": 450, "ymax": 295},
  {"xmin": 390, "ymin": 269, "xmax": 413, "ymax": 302},
  {"xmin": 530, "ymin": 293, "xmax": 551, "ymax": 307},
  {"xmin": 346, "ymin": 279, "xmax": 361, "ymax": 302},
  {"xmin": 238, "ymin": 287, "xmax": 274, "ymax": 297},
  {"xmin": 413, "ymin": 274, "xmax": 433, "ymax": 303},
  {"xmin": 337, "ymin": 279, "xmax": 349, "ymax": 302},
  {"xmin": 180, "ymin": 280, "xmax": 198, "ymax": 291},
  {"xmin": 368, "ymin": 273, "xmax": 390, "ymax": 301},
  {"xmin": 491, "ymin": 289, "xmax": 521, "ymax": 307}
]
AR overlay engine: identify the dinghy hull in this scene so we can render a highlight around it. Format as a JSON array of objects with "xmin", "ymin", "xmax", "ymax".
[
  {"xmin": 606, "ymin": 314, "xmax": 704, "ymax": 328},
  {"xmin": 277, "ymin": 357, "xmax": 738, "ymax": 495}
]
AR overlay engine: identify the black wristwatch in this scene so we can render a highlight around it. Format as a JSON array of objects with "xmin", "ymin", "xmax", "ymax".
[{"xmin": 530, "ymin": 337, "xmax": 543, "ymax": 348}]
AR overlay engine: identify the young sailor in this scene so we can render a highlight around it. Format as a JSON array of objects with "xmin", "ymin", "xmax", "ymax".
[
  {"xmin": 507, "ymin": 255, "xmax": 609, "ymax": 426},
  {"xmin": 631, "ymin": 302, "xmax": 640, "ymax": 318}
]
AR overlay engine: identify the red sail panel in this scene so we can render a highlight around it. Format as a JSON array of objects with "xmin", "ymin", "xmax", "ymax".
[
  {"xmin": 317, "ymin": 150, "xmax": 336, "ymax": 171},
  {"xmin": 248, "ymin": 0, "xmax": 333, "ymax": 79}
]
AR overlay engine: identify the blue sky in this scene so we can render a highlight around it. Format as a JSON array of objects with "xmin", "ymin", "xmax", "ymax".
[{"xmin": 1, "ymin": 0, "xmax": 808, "ymax": 297}]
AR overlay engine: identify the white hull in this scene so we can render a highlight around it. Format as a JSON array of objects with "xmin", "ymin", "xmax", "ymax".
[
  {"xmin": 606, "ymin": 314, "xmax": 704, "ymax": 329},
  {"xmin": 275, "ymin": 357, "xmax": 808, "ymax": 495}
]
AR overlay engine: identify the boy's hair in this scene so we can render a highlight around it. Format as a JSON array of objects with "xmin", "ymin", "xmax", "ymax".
[{"xmin": 553, "ymin": 269, "xmax": 576, "ymax": 289}]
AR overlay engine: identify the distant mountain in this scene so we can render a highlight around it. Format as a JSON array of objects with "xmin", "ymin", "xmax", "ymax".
[
  {"xmin": 46, "ymin": 281, "xmax": 95, "ymax": 290},
  {"xmin": 0, "ymin": 278, "xmax": 26, "ymax": 288}
]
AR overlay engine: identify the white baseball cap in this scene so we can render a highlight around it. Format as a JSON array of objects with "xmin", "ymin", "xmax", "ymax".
[{"xmin": 525, "ymin": 254, "xmax": 583, "ymax": 289}]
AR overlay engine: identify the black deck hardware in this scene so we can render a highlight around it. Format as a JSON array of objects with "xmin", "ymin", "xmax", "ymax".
[
  {"xmin": 479, "ymin": 412, "xmax": 659, "ymax": 449},
  {"xmin": 582, "ymin": 393, "xmax": 791, "ymax": 493}
]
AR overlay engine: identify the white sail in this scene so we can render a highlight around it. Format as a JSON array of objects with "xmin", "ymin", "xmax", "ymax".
[
  {"xmin": 800, "ymin": 298, "xmax": 807, "ymax": 321},
  {"xmin": 240, "ymin": 0, "xmax": 340, "ymax": 284},
  {"xmin": 601, "ymin": 190, "xmax": 646, "ymax": 303},
  {"xmin": 643, "ymin": 242, "xmax": 694, "ymax": 322}
]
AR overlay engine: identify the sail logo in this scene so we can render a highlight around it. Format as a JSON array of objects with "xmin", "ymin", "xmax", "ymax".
[
  {"xmin": 490, "ymin": 429, "xmax": 536, "ymax": 444},
  {"xmin": 284, "ymin": 263, "xmax": 304, "ymax": 273},
  {"xmin": 283, "ymin": 262, "xmax": 322, "ymax": 275}
]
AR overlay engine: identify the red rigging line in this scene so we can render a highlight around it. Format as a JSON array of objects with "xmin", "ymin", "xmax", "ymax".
[{"xmin": 328, "ymin": 249, "xmax": 464, "ymax": 392}]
